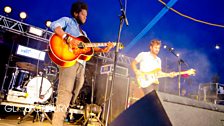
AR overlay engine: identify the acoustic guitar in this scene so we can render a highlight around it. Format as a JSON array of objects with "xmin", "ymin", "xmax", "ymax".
[{"xmin": 48, "ymin": 34, "xmax": 123, "ymax": 67}]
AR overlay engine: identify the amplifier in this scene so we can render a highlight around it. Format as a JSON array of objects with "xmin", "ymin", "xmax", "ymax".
[{"xmin": 100, "ymin": 64, "xmax": 129, "ymax": 77}]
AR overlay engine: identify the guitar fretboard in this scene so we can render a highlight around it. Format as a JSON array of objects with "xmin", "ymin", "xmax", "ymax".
[{"xmin": 85, "ymin": 43, "xmax": 110, "ymax": 47}]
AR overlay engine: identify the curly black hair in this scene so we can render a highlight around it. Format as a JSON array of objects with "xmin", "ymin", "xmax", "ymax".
[{"xmin": 70, "ymin": 1, "xmax": 88, "ymax": 18}]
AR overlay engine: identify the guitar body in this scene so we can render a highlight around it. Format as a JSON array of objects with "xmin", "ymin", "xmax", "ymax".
[
  {"xmin": 48, "ymin": 34, "xmax": 93, "ymax": 67},
  {"xmin": 136, "ymin": 69, "xmax": 160, "ymax": 88}
]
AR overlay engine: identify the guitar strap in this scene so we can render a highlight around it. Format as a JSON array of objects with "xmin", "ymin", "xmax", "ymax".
[{"xmin": 79, "ymin": 25, "xmax": 85, "ymax": 36}]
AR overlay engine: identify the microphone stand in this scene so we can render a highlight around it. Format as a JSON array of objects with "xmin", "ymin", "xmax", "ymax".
[
  {"xmin": 165, "ymin": 47, "xmax": 188, "ymax": 96},
  {"xmin": 104, "ymin": 0, "xmax": 128, "ymax": 125},
  {"xmin": 37, "ymin": 49, "xmax": 48, "ymax": 103},
  {"xmin": 177, "ymin": 60, "xmax": 181, "ymax": 96}
]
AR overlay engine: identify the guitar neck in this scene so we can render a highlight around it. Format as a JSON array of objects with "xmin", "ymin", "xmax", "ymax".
[
  {"xmin": 157, "ymin": 71, "xmax": 189, "ymax": 78},
  {"xmin": 85, "ymin": 42, "xmax": 115, "ymax": 48},
  {"xmin": 174, "ymin": 71, "xmax": 189, "ymax": 76}
]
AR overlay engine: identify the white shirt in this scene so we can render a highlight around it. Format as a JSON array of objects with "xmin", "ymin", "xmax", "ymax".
[{"xmin": 135, "ymin": 52, "xmax": 161, "ymax": 72}]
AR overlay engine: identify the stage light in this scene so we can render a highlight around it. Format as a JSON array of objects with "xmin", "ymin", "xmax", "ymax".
[
  {"xmin": 163, "ymin": 45, "xmax": 167, "ymax": 49},
  {"xmin": 19, "ymin": 12, "xmax": 27, "ymax": 19},
  {"xmin": 176, "ymin": 53, "xmax": 180, "ymax": 57},
  {"xmin": 4, "ymin": 6, "xmax": 12, "ymax": 14},
  {"xmin": 45, "ymin": 20, "xmax": 52, "ymax": 28},
  {"xmin": 215, "ymin": 44, "xmax": 220, "ymax": 50},
  {"xmin": 28, "ymin": 26, "xmax": 43, "ymax": 36}
]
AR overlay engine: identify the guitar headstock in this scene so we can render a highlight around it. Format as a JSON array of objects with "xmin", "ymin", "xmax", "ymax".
[
  {"xmin": 112, "ymin": 42, "xmax": 124, "ymax": 49},
  {"xmin": 186, "ymin": 69, "xmax": 196, "ymax": 76},
  {"xmin": 118, "ymin": 43, "xmax": 124, "ymax": 49}
]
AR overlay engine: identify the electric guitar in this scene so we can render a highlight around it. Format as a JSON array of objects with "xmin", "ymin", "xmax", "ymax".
[
  {"xmin": 136, "ymin": 68, "xmax": 196, "ymax": 88},
  {"xmin": 48, "ymin": 34, "xmax": 123, "ymax": 67}
]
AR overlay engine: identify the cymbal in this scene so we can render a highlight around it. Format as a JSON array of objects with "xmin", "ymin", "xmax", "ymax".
[{"xmin": 16, "ymin": 62, "xmax": 37, "ymax": 72}]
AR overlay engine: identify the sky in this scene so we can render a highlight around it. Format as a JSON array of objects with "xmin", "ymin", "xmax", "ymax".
[{"xmin": 1, "ymin": 0, "xmax": 224, "ymax": 94}]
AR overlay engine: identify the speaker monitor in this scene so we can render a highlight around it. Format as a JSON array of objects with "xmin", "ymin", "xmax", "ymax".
[
  {"xmin": 110, "ymin": 90, "xmax": 224, "ymax": 126},
  {"xmin": 95, "ymin": 73, "xmax": 130, "ymax": 123}
]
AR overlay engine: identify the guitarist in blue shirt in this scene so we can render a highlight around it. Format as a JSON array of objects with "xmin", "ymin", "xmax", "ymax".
[{"xmin": 50, "ymin": 1, "xmax": 114, "ymax": 126}]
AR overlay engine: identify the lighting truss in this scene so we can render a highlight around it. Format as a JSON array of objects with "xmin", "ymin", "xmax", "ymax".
[
  {"xmin": 0, "ymin": 15, "xmax": 133, "ymax": 66},
  {"xmin": 99, "ymin": 51, "xmax": 134, "ymax": 67},
  {"xmin": 0, "ymin": 15, "xmax": 52, "ymax": 43}
]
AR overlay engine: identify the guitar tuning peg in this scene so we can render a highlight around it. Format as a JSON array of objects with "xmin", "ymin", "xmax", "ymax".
[{"xmin": 119, "ymin": 43, "xmax": 124, "ymax": 49}]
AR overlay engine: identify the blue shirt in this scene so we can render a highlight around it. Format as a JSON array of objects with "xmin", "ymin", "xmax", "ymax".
[{"xmin": 50, "ymin": 17, "xmax": 87, "ymax": 66}]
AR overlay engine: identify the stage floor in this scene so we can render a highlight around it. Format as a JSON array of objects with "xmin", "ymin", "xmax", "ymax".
[
  {"xmin": 0, "ymin": 101, "xmax": 85, "ymax": 126},
  {"xmin": 0, "ymin": 114, "xmax": 81, "ymax": 126},
  {"xmin": 0, "ymin": 114, "xmax": 51, "ymax": 126}
]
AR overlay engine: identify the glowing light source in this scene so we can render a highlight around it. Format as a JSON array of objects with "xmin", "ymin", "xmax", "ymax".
[
  {"xmin": 4, "ymin": 6, "xmax": 12, "ymax": 14},
  {"xmin": 45, "ymin": 20, "xmax": 52, "ymax": 28},
  {"xmin": 215, "ymin": 44, "xmax": 220, "ymax": 50},
  {"xmin": 28, "ymin": 26, "xmax": 43, "ymax": 36},
  {"xmin": 19, "ymin": 12, "xmax": 27, "ymax": 19}
]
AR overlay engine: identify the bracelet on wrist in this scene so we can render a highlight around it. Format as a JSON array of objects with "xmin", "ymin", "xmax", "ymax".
[
  {"xmin": 62, "ymin": 34, "xmax": 67, "ymax": 39},
  {"xmin": 63, "ymin": 34, "xmax": 69, "ymax": 42},
  {"xmin": 66, "ymin": 36, "xmax": 73, "ymax": 44}
]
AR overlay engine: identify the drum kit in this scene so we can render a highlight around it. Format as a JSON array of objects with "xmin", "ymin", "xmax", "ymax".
[{"xmin": 7, "ymin": 61, "xmax": 58, "ymax": 104}]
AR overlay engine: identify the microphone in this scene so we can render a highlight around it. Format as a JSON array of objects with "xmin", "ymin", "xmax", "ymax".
[
  {"xmin": 18, "ymin": 95, "xmax": 26, "ymax": 98},
  {"xmin": 178, "ymin": 58, "xmax": 189, "ymax": 67},
  {"xmin": 17, "ymin": 93, "xmax": 29, "ymax": 98},
  {"xmin": 164, "ymin": 44, "xmax": 189, "ymax": 67},
  {"xmin": 124, "ymin": 16, "xmax": 129, "ymax": 26},
  {"xmin": 121, "ymin": 9, "xmax": 129, "ymax": 26},
  {"xmin": 163, "ymin": 45, "xmax": 173, "ymax": 52},
  {"xmin": 163, "ymin": 45, "xmax": 178, "ymax": 57}
]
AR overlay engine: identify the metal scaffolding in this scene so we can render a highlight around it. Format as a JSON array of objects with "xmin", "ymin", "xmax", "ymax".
[
  {"xmin": 0, "ymin": 15, "xmax": 133, "ymax": 66},
  {"xmin": 98, "ymin": 51, "xmax": 133, "ymax": 67},
  {"xmin": 0, "ymin": 15, "xmax": 52, "ymax": 43}
]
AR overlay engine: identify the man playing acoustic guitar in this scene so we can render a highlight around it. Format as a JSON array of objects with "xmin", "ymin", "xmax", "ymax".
[{"xmin": 50, "ymin": 1, "xmax": 114, "ymax": 126}]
